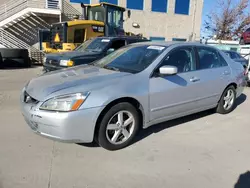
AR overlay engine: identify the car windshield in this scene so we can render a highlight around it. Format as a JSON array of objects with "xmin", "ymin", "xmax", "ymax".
[
  {"xmin": 75, "ymin": 38, "xmax": 111, "ymax": 52},
  {"xmin": 93, "ymin": 45, "xmax": 166, "ymax": 73}
]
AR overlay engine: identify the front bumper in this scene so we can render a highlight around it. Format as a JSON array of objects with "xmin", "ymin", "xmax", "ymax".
[
  {"xmin": 20, "ymin": 93, "xmax": 104, "ymax": 143},
  {"xmin": 43, "ymin": 64, "xmax": 64, "ymax": 72}
]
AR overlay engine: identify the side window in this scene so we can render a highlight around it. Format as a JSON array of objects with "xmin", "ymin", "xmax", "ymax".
[
  {"xmin": 218, "ymin": 53, "xmax": 228, "ymax": 66},
  {"xmin": 230, "ymin": 52, "xmax": 238, "ymax": 59},
  {"xmin": 197, "ymin": 48, "xmax": 227, "ymax": 70},
  {"xmin": 74, "ymin": 29, "xmax": 85, "ymax": 43},
  {"xmin": 108, "ymin": 40, "xmax": 126, "ymax": 50},
  {"xmin": 126, "ymin": 39, "xmax": 138, "ymax": 45},
  {"xmin": 234, "ymin": 52, "xmax": 242, "ymax": 59},
  {"xmin": 160, "ymin": 47, "xmax": 196, "ymax": 73}
]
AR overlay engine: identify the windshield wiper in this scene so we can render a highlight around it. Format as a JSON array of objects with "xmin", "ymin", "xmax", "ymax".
[{"xmin": 103, "ymin": 65, "xmax": 120, "ymax": 72}]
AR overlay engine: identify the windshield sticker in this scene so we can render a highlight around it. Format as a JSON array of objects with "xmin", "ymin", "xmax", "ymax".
[
  {"xmin": 101, "ymin": 39, "xmax": 110, "ymax": 42},
  {"xmin": 147, "ymin": 46, "xmax": 165, "ymax": 51}
]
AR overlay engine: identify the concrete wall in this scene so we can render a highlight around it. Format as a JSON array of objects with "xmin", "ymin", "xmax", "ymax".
[{"xmin": 64, "ymin": 0, "xmax": 204, "ymax": 41}]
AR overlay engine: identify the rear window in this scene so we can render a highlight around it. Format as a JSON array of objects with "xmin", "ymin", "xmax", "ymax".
[{"xmin": 246, "ymin": 28, "xmax": 250, "ymax": 32}]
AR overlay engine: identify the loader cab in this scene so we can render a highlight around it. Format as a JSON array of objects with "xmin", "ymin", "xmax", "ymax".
[
  {"xmin": 85, "ymin": 3, "xmax": 127, "ymax": 36},
  {"xmin": 42, "ymin": 3, "xmax": 131, "ymax": 53}
]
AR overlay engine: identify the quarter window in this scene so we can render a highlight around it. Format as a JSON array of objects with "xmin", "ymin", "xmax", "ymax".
[
  {"xmin": 160, "ymin": 47, "xmax": 196, "ymax": 73},
  {"xmin": 197, "ymin": 48, "xmax": 228, "ymax": 70}
]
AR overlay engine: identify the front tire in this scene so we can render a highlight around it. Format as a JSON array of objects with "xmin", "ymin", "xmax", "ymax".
[
  {"xmin": 96, "ymin": 102, "xmax": 140, "ymax": 150},
  {"xmin": 216, "ymin": 86, "xmax": 236, "ymax": 114}
]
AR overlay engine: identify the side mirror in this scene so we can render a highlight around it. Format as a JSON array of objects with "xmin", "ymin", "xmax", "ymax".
[
  {"xmin": 127, "ymin": 10, "xmax": 131, "ymax": 18},
  {"xmin": 107, "ymin": 48, "xmax": 115, "ymax": 55},
  {"xmin": 159, "ymin": 65, "xmax": 178, "ymax": 75}
]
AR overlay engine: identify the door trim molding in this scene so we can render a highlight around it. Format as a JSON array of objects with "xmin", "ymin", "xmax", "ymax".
[{"xmin": 151, "ymin": 93, "xmax": 219, "ymax": 112}]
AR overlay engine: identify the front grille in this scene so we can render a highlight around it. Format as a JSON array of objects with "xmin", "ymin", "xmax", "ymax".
[
  {"xmin": 23, "ymin": 91, "xmax": 39, "ymax": 104},
  {"xmin": 50, "ymin": 42, "xmax": 63, "ymax": 50}
]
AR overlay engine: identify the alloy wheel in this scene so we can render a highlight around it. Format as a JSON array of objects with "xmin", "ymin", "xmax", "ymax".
[
  {"xmin": 105, "ymin": 110, "xmax": 135, "ymax": 145},
  {"xmin": 223, "ymin": 89, "xmax": 235, "ymax": 110}
]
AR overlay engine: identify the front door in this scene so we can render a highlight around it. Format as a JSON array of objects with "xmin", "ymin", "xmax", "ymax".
[{"xmin": 149, "ymin": 46, "xmax": 201, "ymax": 121}]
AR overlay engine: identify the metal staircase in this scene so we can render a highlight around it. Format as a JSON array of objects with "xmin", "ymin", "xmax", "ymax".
[
  {"xmin": 0, "ymin": 0, "xmax": 83, "ymax": 63},
  {"xmin": 0, "ymin": 28, "xmax": 45, "ymax": 63},
  {"xmin": 0, "ymin": 0, "xmax": 61, "ymax": 64}
]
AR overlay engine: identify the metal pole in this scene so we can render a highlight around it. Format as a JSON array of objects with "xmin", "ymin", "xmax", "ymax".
[
  {"xmin": 191, "ymin": 0, "xmax": 197, "ymax": 41},
  {"xmin": 247, "ymin": 55, "xmax": 250, "ymax": 73},
  {"xmin": 4, "ymin": 4, "xmax": 7, "ymax": 18},
  {"xmin": 59, "ymin": 0, "xmax": 62, "ymax": 22}
]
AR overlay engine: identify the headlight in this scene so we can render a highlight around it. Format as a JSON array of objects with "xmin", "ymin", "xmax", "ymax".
[
  {"xmin": 43, "ymin": 57, "xmax": 47, "ymax": 64},
  {"xmin": 39, "ymin": 92, "xmax": 90, "ymax": 112},
  {"xmin": 60, "ymin": 60, "xmax": 74, "ymax": 67}
]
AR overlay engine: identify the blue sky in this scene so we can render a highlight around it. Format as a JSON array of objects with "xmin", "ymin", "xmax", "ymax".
[
  {"xmin": 201, "ymin": 0, "xmax": 250, "ymax": 37},
  {"xmin": 201, "ymin": 0, "xmax": 217, "ymax": 37},
  {"xmin": 202, "ymin": 0, "xmax": 217, "ymax": 21}
]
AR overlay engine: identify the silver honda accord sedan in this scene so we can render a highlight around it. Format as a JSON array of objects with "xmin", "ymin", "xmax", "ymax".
[{"xmin": 20, "ymin": 42, "xmax": 246, "ymax": 150}]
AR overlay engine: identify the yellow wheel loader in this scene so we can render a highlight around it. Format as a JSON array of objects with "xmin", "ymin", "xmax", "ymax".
[{"xmin": 40, "ymin": 2, "xmax": 141, "ymax": 53}]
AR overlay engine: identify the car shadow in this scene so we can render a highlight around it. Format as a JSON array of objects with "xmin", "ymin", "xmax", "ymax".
[
  {"xmin": 234, "ymin": 171, "xmax": 250, "ymax": 188},
  {"xmin": 77, "ymin": 93, "xmax": 247, "ymax": 148},
  {"xmin": 164, "ymin": 75, "xmax": 188, "ymax": 86},
  {"xmin": 77, "ymin": 142, "xmax": 99, "ymax": 148},
  {"xmin": 133, "ymin": 93, "xmax": 247, "ymax": 144},
  {"xmin": 235, "ymin": 93, "xmax": 247, "ymax": 109}
]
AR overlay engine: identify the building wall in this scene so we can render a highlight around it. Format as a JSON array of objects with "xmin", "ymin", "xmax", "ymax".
[
  {"xmin": 66, "ymin": 0, "xmax": 204, "ymax": 41},
  {"xmin": 0, "ymin": 0, "xmax": 204, "ymax": 41}
]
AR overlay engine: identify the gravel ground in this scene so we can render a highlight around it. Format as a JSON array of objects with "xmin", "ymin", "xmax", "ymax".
[{"xmin": 0, "ymin": 66, "xmax": 250, "ymax": 188}]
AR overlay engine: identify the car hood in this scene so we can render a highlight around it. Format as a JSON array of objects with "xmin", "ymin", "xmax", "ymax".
[
  {"xmin": 25, "ymin": 65, "xmax": 131, "ymax": 101},
  {"xmin": 46, "ymin": 51, "xmax": 101, "ymax": 60}
]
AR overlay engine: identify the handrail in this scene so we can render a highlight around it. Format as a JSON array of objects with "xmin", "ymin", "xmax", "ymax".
[
  {"xmin": 0, "ymin": 28, "xmax": 44, "ymax": 55},
  {"xmin": 0, "ymin": 0, "xmax": 60, "ymax": 23}
]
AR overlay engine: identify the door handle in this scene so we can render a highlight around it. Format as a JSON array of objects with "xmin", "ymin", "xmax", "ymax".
[
  {"xmin": 223, "ymin": 71, "xmax": 230, "ymax": 75},
  {"xmin": 190, "ymin": 77, "xmax": 200, "ymax": 82}
]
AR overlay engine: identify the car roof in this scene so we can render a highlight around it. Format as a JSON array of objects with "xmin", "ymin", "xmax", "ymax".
[
  {"xmin": 129, "ymin": 41, "xmax": 214, "ymax": 48},
  {"xmin": 96, "ymin": 36, "xmax": 149, "ymax": 41}
]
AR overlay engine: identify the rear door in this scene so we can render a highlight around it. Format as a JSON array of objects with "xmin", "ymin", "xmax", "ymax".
[{"xmin": 192, "ymin": 46, "xmax": 231, "ymax": 108}]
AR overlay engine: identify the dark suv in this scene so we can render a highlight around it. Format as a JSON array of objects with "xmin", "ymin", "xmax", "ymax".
[
  {"xmin": 240, "ymin": 28, "xmax": 250, "ymax": 45},
  {"xmin": 43, "ymin": 36, "xmax": 149, "ymax": 72}
]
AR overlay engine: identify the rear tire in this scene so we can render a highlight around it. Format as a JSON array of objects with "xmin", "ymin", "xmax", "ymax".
[
  {"xmin": 96, "ymin": 102, "xmax": 140, "ymax": 151},
  {"xmin": 216, "ymin": 86, "xmax": 236, "ymax": 114},
  {"xmin": 0, "ymin": 52, "xmax": 3, "ymax": 69},
  {"xmin": 240, "ymin": 38, "xmax": 245, "ymax": 45}
]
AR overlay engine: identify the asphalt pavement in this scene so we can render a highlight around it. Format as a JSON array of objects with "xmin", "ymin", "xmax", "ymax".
[{"xmin": 0, "ymin": 67, "xmax": 250, "ymax": 188}]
